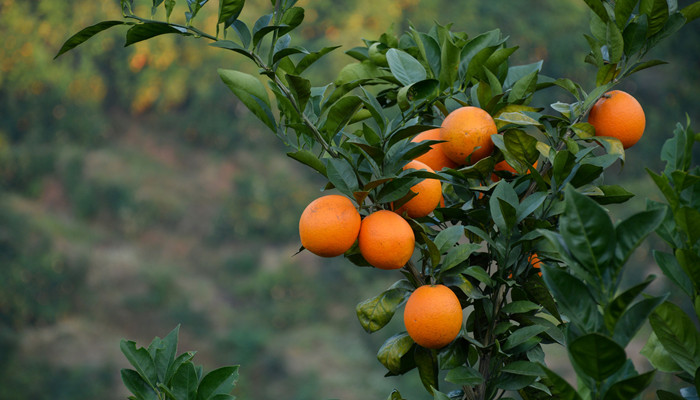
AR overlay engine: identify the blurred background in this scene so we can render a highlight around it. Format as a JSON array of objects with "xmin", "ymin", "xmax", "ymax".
[{"xmin": 0, "ymin": 0, "xmax": 698, "ymax": 399}]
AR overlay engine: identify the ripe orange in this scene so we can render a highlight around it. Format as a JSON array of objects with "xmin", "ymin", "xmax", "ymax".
[
  {"xmin": 358, "ymin": 210, "xmax": 415, "ymax": 270},
  {"xmin": 404, "ymin": 284, "xmax": 463, "ymax": 349},
  {"xmin": 530, "ymin": 253, "xmax": 542, "ymax": 276},
  {"xmin": 588, "ymin": 90, "xmax": 645, "ymax": 149},
  {"xmin": 393, "ymin": 160, "xmax": 442, "ymax": 218},
  {"xmin": 411, "ymin": 128, "xmax": 458, "ymax": 171},
  {"xmin": 440, "ymin": 106, "xmax": 497, "ymax": 165},
  {"xmin": 299, "ymin": 195, "xmax": 361, "ymax": 257},
  {"xmin": 491, "ymin": 160, "xmax": 538, "ymax": 182}
]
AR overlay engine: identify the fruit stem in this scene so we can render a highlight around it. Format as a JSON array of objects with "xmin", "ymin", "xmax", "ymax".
[{"xmin": 405, "ymin": 260, "xmax": 426, "ymax": 286}]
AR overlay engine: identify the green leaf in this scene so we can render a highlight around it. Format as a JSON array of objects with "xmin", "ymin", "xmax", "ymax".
[
  {"xmin": 125, "ymin": 22, "xmax": 190, "ymax": 46},
  {"xmin": 218, "ymin": 0, "xmax": 244, "ymax": 28},
  {"xmin": 641, "ymin": 331, "xmax": 684, "ymax": 373},
  {"xmin": 322, "ymin": 96, "xmax": 364, "ymax": 141},
  {"xmin": 677, "ymin": 248, "xmax": 700, "ymax": 292},
  {"xmin": 614, "ymin": 208, "xmax": 665, "ymax": 267},
  {"xmin": 522, "ymin": 275, "xmax": 563, "ymax": 322},
  {"xmin": 356, "ymin": 282, "xmax": 412, "ymax": 333},
  {"xmin": 540, "ymin": 365, "xmax": 583, "ymax": 400},
  {"xmin": 592, "ymin": 184, "xmax": 635, "ymax": 205},
  {"xmin": 326, "ymin": 158, "xmax": 358, "ymax": 197},
  {"xmin": 623, "ymin": 14, "xmax": 649, "ymax": 56},
  {"xmin": 55, "ymin": 21, "xmax": 126, "ymax": 59},
  {"xmin": 614, "ymin": 0, "xmax": 638, "ymax": 29},
  {"xmin": 508, "ymin": 70, "xmax": 539, "ymax": 103},
  {"xmin": 605, "ymin": 21, "xmax": 624, "ymax": 63},
  {"xmin": 640, "ymin": 0, "xmax": 670, "ymax": 35},
  {"xmin": 444, "ymin": 366, "xmax": 484, "ymax": 386},
  {"xmin": 541, "ymin": 265, "xmax": 601, "ymax": 332},
  {"xmin": 560, "ymin": 185, "xmax": 616, "ymax": 279},
  {"xmin": 172, "ymin": 362, "xmax": 198, "ymax": 400},
  {"xmin": 654, "ymin": 250, "xmax": 693, "ymax": 297},
  {"xmin": 489, "ymin": 181, "xmax": 519, "ymax": 234},
  {"xmin": 165, "ymin": 0, "xmax": 176, "ymax": 21},
  {"xmin": 649, "ymin": 301, "xmax": 700, "ymax": 375},
  {"xmin": 120, "ymin": 340, "xmax": 158, "ymax": 389},
  {"xmin": 503, "ymin": 325, "xmax": 547, "ymax": 351},
  {"xmin": 196, "ymin": 366, "xmax": 239, "ymax": 400},
  {"xmin": 658, "ymin": 390, "xmax": 686, "ymax": 400},
  {"xmin": 165, "ymin": 352, "xmax": 196, "ymax": 385},
  {"xmin": 284, "ymin": 74, "xmax": 311, "ymax": 113},
  {"xmin": 377, "ymin": 333, "xmax": 415, "ymax": 374},
  {"xmin": 501, "ymin": 300, "xmax": 541, "ymax": 314},
  {"xmin": 495, "ymin": 111, "xmax": 541, "ymax": 127},
  {"xmin": 121, "ymin": 369, "xmax": 158, "ymax": 400},
  {"xmin": 218, "ymin": 69, "xmax": 276, "ymax": 132},
  {"xmin": 612, "ymin": 294, "xmax": 667, "ymax": 347},
  {"xmin": 437, "ymin": 340, "xmax": 468, "ymax": 370},
  {"xmin": 209, "ymin": 40, "xmax": 255, "ymax": 61},
  {"xmin": 584, "ymin": 0, "xmax": 611, "ymax": 23},
  {"xmin": 433, "ymin": 225, "xmax": 464, "ymax": 253},
  {"xmin": 682, "ymin": 1, "xmax": 700, "ymax": 22},
  {"xmin": 504, "ymin": 61, "xmax": 543, "ymax": 89},
  {"xmin": 279, "ymin": 6, "xmax": 304, "ymax": 35},
  {"xmin": 251, "ymin": 13, "xmax": 272, "ymax": 45},
  {"xmin": 604, "ymin": 277, "xmax": 653, "ymax": 333},
  {"xmin": 441, "ymin": 243, "xmax": 480, "ymax": 273},
  {"xmin": 295, "ymin": 46, "xmax": 341, "ymax": 75},
  {"xmin": 503, "ymin": 129, "xmax": 539, "ymax": 173},
  {"xmin": 386, "ymin": 49, "xmax": 427, "ymax": 86},
  {"xmin": 415, "ymin": 346, "xmax": 439, "ymax": 392},
  {"xmin": 501, "ymin": 360, "xmax": 545, "ymax": 376},
  {"xmin": 603, "ymin": 370, "xmax": 655, "ymax": 400},
  {"xmin": 286, "ymin": 150, "xmax": 326, "ymax": 177},
  {"xmin": 154, "ymin": 326, "xmax": 180, "ymax": 383},
  {"xmin": 569, "ymin": 333, "xmax": 626, "ymax": 381},
  {"xmin": 438, "ymin": 34, "xmax": 460, "ymax": 90}
]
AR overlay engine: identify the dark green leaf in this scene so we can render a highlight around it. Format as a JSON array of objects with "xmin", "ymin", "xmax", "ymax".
[
  {"xmin": 517, "ymin": 192, "xmax": 546, "ymax": 223},
  {"xmin": 522, "ymin": 274, "xmax": 563, "ymax": 322},
  {"xmin": 438, "ymin": 34, "xmax": 460, "ymax": 90},
  {"xmin": 445, "ymin": 366, "xmax": 484, "ymax": 386},
  {"xmin": 285, "ymin": 74, "xmax": 311, "ymax": 112},
  {"xmin": 614, "ymin": 0, "xmax": 638, "ymax": 29},
  {"xmin": 605, "ymin": 21, "xmax": 624, "ymax": 63},
  {"xmin": 641, "ymin": 331, "xmax": 684, "ymax": 372},
  {"xmin": 540, "ymin": 365, "xmax": 583, "ymax": 400},
  {"xmin": 279, "ymin": 6, "xmax": 304, "ymax": 35},
  {"xmin": 504, "ymin": 61, "xmax": 543, "ymax": 89},
  {"xmin": 165, "ymin": 0, "xmax": 176, "ymax": 21},
  {"xmin": 326, "ymin": 158, "xmax": 358, "ymax": 197},
  {"xmin": 503, "ymin": 325, "xmax": 547, "ymax": 351},
  {"xmin": 322, "ymin": 96, "xmax": 364, "ymax": 140},
  {"xmin": 251, "ymin": 13, "xmax": 272, "ymax": 46},
  {"xmin": 172, "ymin": 362, "xmax": 198, "ymax": 400},
  {"xmin": 541, "ymin": 264, "xmax": 601, "ymax": 332},
  {"xmin": 501, "ymin": 300, "xmax": 541, "ymax": 314},
  {"xmin": 501, "ymin": 360, "xmax": 545, "ymax": 376},
  {"xmin": 654, "ymin": 250, "xmax": 693, "ymax": 297},
  {"xmin": 121, "ymin": 369, "xmax": 158, "ymax": 400},
  {"xmin": 613, "ymin": 294, "xmax": 667, "ymax": 347},
  {"xmin": 603, "ymin": 370, "xmax": 655, "ymax": 400},
  {"xmin": 623, "ymin": 14, "xmax": 649, "ymax": 56},
  {"xmin": 604, "ymin": 277, "xmax": 653, "ymax": 333},
  {"xmin": 209, "ymin": 40, "xmax": 255, "ymax": 61},
  {"xmin": 614, "ymin": 208, "xmax": 665, "ymax": 267},
  {"xmin": 433, "ymin": 225, "xmax": 464, "ymax": 253},
  {"xmin": 154, "ymin": 326, "xmax": 179, "ymax": 383},
  {"xmin": 120, "ymin": 340, "xmax": 157, "ymax": 388},
  {"xmin": 569, "ymin": 333, "xmax": 626, "ymax": 381},
  {"xmin": 55, "ymin": 21, "xmax": 126, "ymax": 59},
  {"xmin": 649, "ymin": 302, "xmax": 700, "ymax": 375},
  {"xmin": 218, "ymin": 0, "xmax": 244, "ymax": 27},
  {"xmin": 294, "ymin": 46, "xmax": 340, "ymax": 75},
  {"xmin": 441, "ymin": 243, "xmax": 480, "ymax": 273},
  {"xmin": 218, "ymin": 69, "xmax": 276, "ymax": 132},
  {"xmin": 677, "ymin": 248, "xmax": 700, "ymax": 292},
  {"xmin": 196, "ymin": 366, "xmax": 239, "ymax": 400},
  {"xmin": 356, "ymin": 283, "xmax": 412, "ymax": 333},
  {"xmin": 682, "ymin": 2, "xmax": 700, "ymax": 22},
  {"xmin": 503, "ymin": 129, "xmax": 539, "ymax": 173},
  {"xmin": 415, "ymin": 346, "xmax": 439, "ymax": 392},
  {"xmin": 640, "ymin": 0, "xmax": 670, "ymax": 35},
  {"xmin": 584, "ymin": 0, "xmax": 611, "ymax": 23},
  {"xmin": 592, "ymin": 184, "xmax": 635, "ymax": 205},
  {"xmin": 286, "ymin": 150, "xmax": 326, "ymax": 177},
  {"xmin": 627, "ymin": 59, "xmax": 669, "ymax": 75},
  {"xmin": 387, "ymin": 49, "xmax": 427, "ymax": 86},
  {"xmin": 125, "ymin": 22, "xmax": 190, "ymax": 47},
  {"xmin": 489, "ymin": 181, "xmax": 519, "ymax": 234},
  {"xmin": 165, "ymin": 352, "xmax": 196, "ymax": 385},
  {"xmin": 560, "ymin": 185, "xmax": 615, "ymax": 278},
  {"xmin": 377, "ymin": 333, "xmax": 415, "ymax": 374},
  {"xmin": 465, "ymin": 266, "xmax": 495, "ymax": 287},
  {"xmin": 437, "ymin": 340, "xmax": 468, "ymax": 370},
  {"xmin": 508, "ymin": 70, "xmax": 538, "ymax": 103}
]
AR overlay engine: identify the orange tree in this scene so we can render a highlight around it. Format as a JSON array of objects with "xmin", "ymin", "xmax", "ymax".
[{"xmin": 56, "ymin": 0, "xmax": 700, "ymax": 399}]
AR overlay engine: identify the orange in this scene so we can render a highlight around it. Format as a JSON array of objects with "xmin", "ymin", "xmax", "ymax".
[
  {"xmin": 393, "ymin": 160, "xmax": 442, "ymax": 218},
  {"xmin": 440, "ymin": 106, "xmax": 497, "ymax": 165},
  {"xmin": 358, "ymin": 210, "xmax": 415, "ymax": 270},
  {"xmin": 411, "ymin": 128, "xmax": 458, "ymax": 171},
  {"xmin": 588, "ymin": 90, "xmax": 645, "ymax": 149},
  {"xmin": 491, "ymin": 160, "xmax": 538, "ymax": 182},
  {"xmin": 299, "ymin": 195, "xmax": 361, "ymax": 257},
  {"xmin": 530, "ymin": 253, "xmax": 542, "ymax": 276},
  {"xmin": 404, "ymin": 284, "xmax": 463, "ymax": 349}
]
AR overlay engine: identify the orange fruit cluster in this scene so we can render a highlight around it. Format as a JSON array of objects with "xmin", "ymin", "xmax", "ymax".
[{"xmin": 404, "ymin": 284, "xmax": 463, "ymax": 349}]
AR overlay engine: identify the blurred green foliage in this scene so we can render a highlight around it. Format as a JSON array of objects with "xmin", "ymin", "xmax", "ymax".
[{"xmin": 0, "ymin": 0, "xmax": 698, "ymax": 398}]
